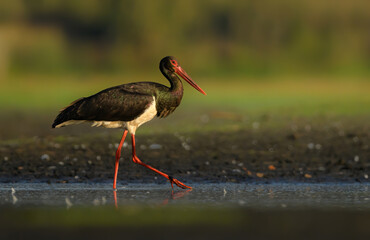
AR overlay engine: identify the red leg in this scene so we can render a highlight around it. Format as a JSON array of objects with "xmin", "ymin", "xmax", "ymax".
[
  {"xmin": 113, "ymin": 130, "xmax": 128, "ymax": 190},
  {"xmin": 131, "ymin": 134, "xmax": 191, "ymax": 189},
  {"xmin": 113, "ymin": 190, "xmax": 118, "ymax": 209}
]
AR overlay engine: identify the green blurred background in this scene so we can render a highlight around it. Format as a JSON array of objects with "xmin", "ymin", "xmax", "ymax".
[{"xmin": 0, "ymin": 0, "xmax": 369, "ymax": 121}]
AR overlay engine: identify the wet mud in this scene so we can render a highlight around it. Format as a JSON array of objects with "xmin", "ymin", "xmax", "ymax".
[{"xmin": 0, "ymin": 115, "xmax": 368, "ymax": 185}]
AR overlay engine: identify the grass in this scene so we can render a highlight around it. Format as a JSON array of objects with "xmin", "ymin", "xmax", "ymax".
[{"xmin": 1, "ymin": 74, "xmax": 369, "ymax": 116}]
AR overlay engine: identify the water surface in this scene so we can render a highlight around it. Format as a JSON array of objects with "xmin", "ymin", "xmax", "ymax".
[{"xmin": 0, "ymin": 182, "xmax": 369, "ymax": 209}]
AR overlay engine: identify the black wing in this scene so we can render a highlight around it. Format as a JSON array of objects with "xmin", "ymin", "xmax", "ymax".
[{"xmin": 52, "ymin": 84, "xmax": 155, "ymax": 128}]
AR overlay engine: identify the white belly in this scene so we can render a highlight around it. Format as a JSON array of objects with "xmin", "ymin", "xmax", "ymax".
[{"xmin": 125, "ymin": 97, "xmax": 157, "ymax": 134}]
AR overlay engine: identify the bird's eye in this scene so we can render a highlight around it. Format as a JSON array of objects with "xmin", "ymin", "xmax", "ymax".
[{"xmin": 170, "ymin": 60, "xmax": 178, "ymax": 67}]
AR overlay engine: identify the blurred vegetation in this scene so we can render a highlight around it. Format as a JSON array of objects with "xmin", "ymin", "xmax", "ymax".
[
  {"xmin": 0, "ymin": 0, "xmax": 368, "ymax": 120},
  {"xmin": 0, "ymin": 75, "xmax": 369, "ymax": 116},
  {"xmin": 0, "ymin": 0, "xmax": 369, "ymax": 79}
]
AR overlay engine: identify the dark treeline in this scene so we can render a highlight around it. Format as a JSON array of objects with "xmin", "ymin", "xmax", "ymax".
[{"xmin": 0, "ymin": 0, "xmax": 369, "ymax": 76}]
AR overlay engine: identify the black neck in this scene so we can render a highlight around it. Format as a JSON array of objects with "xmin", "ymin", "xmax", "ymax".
[{"xmin": 160, "ymin": 63, "xmax": 183, "ymax": 93}]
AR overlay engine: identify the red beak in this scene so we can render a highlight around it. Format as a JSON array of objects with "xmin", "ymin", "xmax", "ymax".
[{"xmin": 175, "ymin": 66, "xmax": 207, "ymax": 95}]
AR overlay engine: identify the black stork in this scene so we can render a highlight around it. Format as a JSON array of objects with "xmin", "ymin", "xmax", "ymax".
[{"xmin": 52, "ymin": 56, "xmax": 206, "ymax": 190}]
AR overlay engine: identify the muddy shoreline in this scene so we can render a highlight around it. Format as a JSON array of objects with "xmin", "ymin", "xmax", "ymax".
[{"xmin": 1, "ymin": 116, "xmax": 368, "ymax": 185}]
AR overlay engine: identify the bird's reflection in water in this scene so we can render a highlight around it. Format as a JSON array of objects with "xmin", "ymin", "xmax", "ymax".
[
  {"xmin": 113, "ymin": 188, "xmax": 192, "ymax": 208},
  {"xmin": 113, "ymin": 190, "xmax": 118, "ymax": 208},
  {"xmin": 162, "ymin": 189, "xmax": 192, "ymax": 205}
]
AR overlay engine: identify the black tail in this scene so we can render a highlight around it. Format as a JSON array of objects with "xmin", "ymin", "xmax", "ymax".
[
  {"xmin": 52, "ymin": 98, "xmax": 85, "ymax": 128},
  {"xmin": 52, "ymin": 111, "xmax": 71, "ymax": 128}
]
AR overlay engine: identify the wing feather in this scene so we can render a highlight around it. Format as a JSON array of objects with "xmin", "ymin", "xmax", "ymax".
[{"xmin": 52, "ymin": 85, "xmax": 155, "ymax": 128}]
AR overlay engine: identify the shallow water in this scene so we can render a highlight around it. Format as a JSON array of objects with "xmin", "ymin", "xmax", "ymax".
[{"xmin": 0, "ymin": 182, "xmax": 369, "ymax": 209}]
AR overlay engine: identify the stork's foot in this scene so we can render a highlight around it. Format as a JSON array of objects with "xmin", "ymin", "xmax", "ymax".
[{"xmin": 169, "ymin": 176, "xmax": 192, "ymax": 189}]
